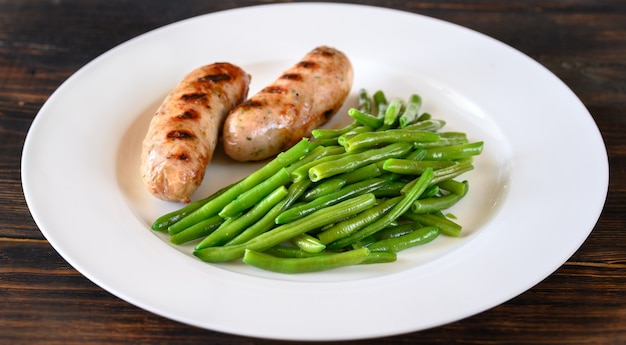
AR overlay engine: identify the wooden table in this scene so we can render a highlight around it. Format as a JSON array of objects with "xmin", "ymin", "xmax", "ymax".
[{"xmin": 2, "ymin": 1, "xmax": 625, "ymax": 343}]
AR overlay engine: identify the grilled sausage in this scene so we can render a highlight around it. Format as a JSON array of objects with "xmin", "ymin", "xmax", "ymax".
[
  {"xmin": 140, "ymin": 63, "xmax": 250, "ymax": 203},
  {"xmin": 222, "ymin": 46, "xmax": 353, "ymax": 161}
]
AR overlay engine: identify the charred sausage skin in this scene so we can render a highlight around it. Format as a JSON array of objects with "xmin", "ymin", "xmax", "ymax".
[
  {"xmin": 222, "ymin": 46, "xmax": 353, "ymax": 161},
  {"xmin": 141, "ymin": 63, "xmax": 250, "ymax": 203}
]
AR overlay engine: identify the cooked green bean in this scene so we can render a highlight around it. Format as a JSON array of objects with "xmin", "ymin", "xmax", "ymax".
[
  {"xmin": 398, "ymin": 94, "xmax": 422, "ymax": 128},
  {"xmin": 399, "ymin": 160, "xmax": 474, "ymax": 193},
  {"xmin": 357, "ymin": 88, "xmax": 372, "ymax": 113},
  {"xmin": 367, "ymin": 226, "xmax": 440, "ymax": 253},
  {"xmin": 382, "ymin": 159, "xmax": 457, "ymax": 175},
  {"xmin": 169, "ymin": 215, "xmax": 224, "ymax": 245},
  {"xmin": 373, "ymin": 90, "xmax": 388, "ymax": 117},
  {"xmin": 361, "ymin": 251, "xmax": 397, "ymax": 264},
  {"xmin": 327, "ymin": 167, "xmax": 435, "ymax": 250},
  {"xmin": 337, "ymin": 163, "xmax": 382, "ymax": 184},
  {"xmin": 242, "ymin": 248, "xmax": 370, "ymax": 274},
  {"xmin": 317, "ymin": 196, "xmax": 402, "ymax": 244},
  {"xmin": 403, "ymin": 119, "xmax": 446, "ymax": 132},
  {"xmin": 167, "ymin": 138, "xmax": 316, "ymax": 234},
  {"xmin": 290, "ymin": 233, "xmax": 326, "ymax": 253},
  {"xmin": 347, "ymin": 108, "xmax": 382, "ymax": 129},
  {"xmin": 195, "ymin": 186, "xmax": 289, "ymax": 250},
  {"xmin": 373, "ymin": 222, "xmax": 419, "ymax": 241},
  {"xmin": 193, "ymin": 193, "xmax": 377, "ymax": 263},
  {"xmin": 265, "ymin": 245, "xmax": 327, "ymax": 258},
  {"xmin": 311, "ymin": 122, "xmax": 359, "ymax": 140},
  {"xmin": 218, "ymin": 167, "xmax": 291, "ymax": 219},
  {"xmin": 154, "ymin": 181, "xmax": 234, "ymax": 232},
  {"xmin": 225, "ymin": 180, "xmax": 311, "ymax": 246},
  {"xmin": 379, "ymin": 98, "xmax": 404, "ymax": 130},
  {"xmin": 437, "ymin": 179, "xmax": 467, "ymax": 195},
  {"xmin": 403, "ymin": 212, "xmax": 462, "ymax": 237},
  {"xmin": 423, "ymin": 141, "xmax": 484, "ymax": 160},
  {"xmin": 343, "ymin": 129, "xmax": 440, "ymax": 152},
  {"xmin": 308, "ymin": 142, "xmax": 413, "ymax": 182},
  {"xmin": 412, "ymin": 181, "xmax": 468, "ymax": 213},
  {"xmin": 337, "ymin": 125, "xmax": 373, "ymax": 146},
  {"xmin": 290, "ymin": 150, "xmax": 351, "ymax": 182},
  {"xmin": 275, "ymin": 178, "xmax": 389, "ymax": 224},
  {"xmin": 302, "ymin": 178, "xmax": 346, "ymax": 202}
]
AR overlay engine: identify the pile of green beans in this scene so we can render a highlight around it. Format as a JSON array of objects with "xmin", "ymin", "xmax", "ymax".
[{"xmin": 152, "ymin": 89, "xmax": 483, "ymax": 274}]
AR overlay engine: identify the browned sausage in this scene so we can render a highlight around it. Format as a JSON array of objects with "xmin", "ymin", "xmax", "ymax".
[
  {"xmin": 222, "ymin": 46, "xmax": 353, "ymax": 161},
  {"xmin": 140, "ymin": 63, "xmax": 250, "ymax": 203}
]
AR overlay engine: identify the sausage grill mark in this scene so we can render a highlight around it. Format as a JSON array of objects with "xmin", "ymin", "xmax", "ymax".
[
  {"xmin": 181, "ymin": 93, "xmax": 207, "ymax": 101},
  {"xmin": 280, "ymin": 73, "xmax": 303, "ymax": 81},
  {"xmin": 167, "ymin": 152, "xmax": 190, "ymax": 161},
  {"xmin": 176, "ymin": 110, "xmax": 199, "ymax": 120},
  {"xmin": 197, "ymin": 73, "xmax": 232, "ymax": 82},
  {"xmin": 240, "ymin": 99, "xmax": 263, "ymax": 108},
  {"xmin": 297, "ymin": 61, "xmax": 317, "ymax": 68},
  {"xmin": 166, "ymin": 130, "xmax": 194, "ymax": 140},
  {"xmin": 261, "ymin": 86, "xmax": 287, "ymax": 94}
]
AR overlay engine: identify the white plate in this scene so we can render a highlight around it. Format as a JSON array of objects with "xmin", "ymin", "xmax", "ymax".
[{"xmin": 21, "ymin": 3, "xmax": 608, "ymax": 341}]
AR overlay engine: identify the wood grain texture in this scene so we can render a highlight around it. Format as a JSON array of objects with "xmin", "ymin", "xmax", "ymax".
[{"xmin": 1, "ymin": 1, "xmax": 625, "ymax": 344}]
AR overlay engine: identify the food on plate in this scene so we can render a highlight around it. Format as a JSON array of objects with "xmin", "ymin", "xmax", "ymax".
[
  {"xmin": 222, "ymin": 45, "xmax": 354, "ymax": 162},
  {"xmin": 152, "ymin": 89, "xmax": 484, "ymax": 274},
  {"xmin": 140, "ymin": 63, "xmax": 250, "ymax": 203}
]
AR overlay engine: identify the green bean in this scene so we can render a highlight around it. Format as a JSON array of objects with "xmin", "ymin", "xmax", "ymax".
[
  {"xmin": 379, "ymin": 98, "xmax": 404, "ymax": 130},
  {"xmin": 337, "ymin": 125, "xmax": 373, "ymax": 146},
  {"xmin": 403, "ymin": 119, "xmax": 446, "ymax": 132},
  {"xmin": 152, "ymin": 197, "xmax": 210, "ymax": 231},
  {"xmin": 311, "ymin": 122, "xmax": 360, "ymax": 140},
  {"xmin": 317, "ymin": 196, "xmax": 402, "ymax": 244},
  {"xmin": 193, "ymin": 193, "xmax": 377, "ymax": 263},
  {"xmin": 412, "ymin": 180, "xmax": 468, "ymax": 213},
  {"xmin": 343, "ymin": 130, "xmax": 440, "ymax": 152},
  {"xmin": 347, "ymin": 108, "xmax": 383, "ymax": 129},
  {"xmin": 154, "ymin": 181, "xmax": 234, "ymax": 232},
  {"xmin": 417, "ymin": 112, "xmax": 431, "ymax": 121},
  {"xmin": 242, "ymin": 248, "xmax": 370, "ymax": 274},
  {"xmin": 361, "ymin": 251, "xmax": 397, "ymax": 264},
  {"xmin": 357, "ymin": 88, "xmax": 372, "ymax": 113},
  {"xmin": 225, "ymin": 180, "xmax": 312, "ymax": 246},
  {"xmin": 368, "ymin": 226, "xmax": 440, "ymax": 253},
  {"xmin": 218, "ymin": 167, "xmax": 291, "ymax": 218},
  {"xmin": 326, "ymin": 167, "xmax": 435, "ymax": 250},
  {"xmin": 302, "ymin": 178, "xmax": 346, "ymax": 202},
  {"xmin": 290, "ymin": 233, "xmax": 326, "ymax": 253},
  {"xmin": 413, "ymin": 132, "xmax": 469, "ymax": 149},
  {"xmin": 308, "ymin": 142, "xmax": 413, "ymax": 182},
  {"xmin": 168, "ymin": 138, "xmax": 316, "ymax": 234},
  {"xmin": 382, "ymin": 159, "xmax": 457, "ymax": 175},
  {"xmin": 284, "ymin": 145, "xmax": 326, "ymax": 173},
  {"xmin": 399, "ymin": 160, "xmax": 474, "ymax": 194},
  {"xmin": 403, "ymin": 212, "xmax": 462, "ymax": 237},
  {"xmin": 290, "ymin": 150, "xmax": 351, "ymax": 182},
  {"xmin": 373, "ymin": 90, "xmax": 388, "ymax": 117},
  {"xmin": 169, "ymin": 215, "xmax": 224, "ymax": 245},
  {"xmin": 373, "ymin": 222, "xmax": 419, "ymax": 240},
  {"xmin": 195, "ymin": 186, "xmax": 289, "ymax": 250},
  {"xmin": 336, "ymin": 163, "xmax": 382, "ymax": 184},
  {"xmin": 398, "ymin": 94, "xmax": 422, "ymax": 128},
  {"xmin": 275, "ymin": 177, "xmax": 389, "ymax": 224},
  {"xmin": 423, "ymin": 141, "xmax": 484, "ymax": 161},
  {"xmin": 264, "ymin": 245, "xmax": 329, "ymax": 258},
  {"xmin": 372, "ymin": 181, "xmax": 406, "ymax": 197},
  {"xmin": 437, "ymin": 179, "xmax": 467, "ymax": 195}
]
